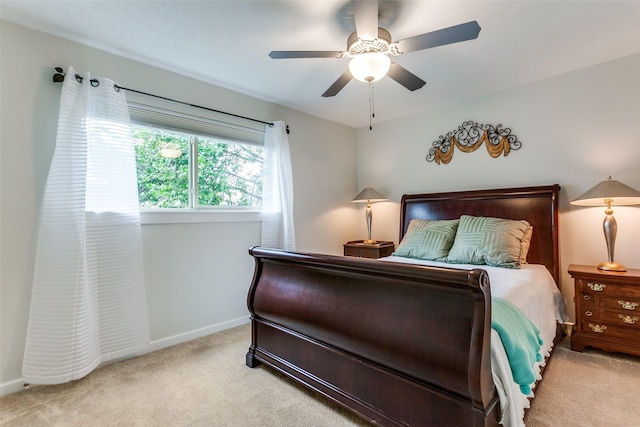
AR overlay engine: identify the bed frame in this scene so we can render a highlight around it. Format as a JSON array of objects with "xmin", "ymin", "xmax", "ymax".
[{"xmin": 246, "ymin": 185, "xmax": 560, "ymax": 426}]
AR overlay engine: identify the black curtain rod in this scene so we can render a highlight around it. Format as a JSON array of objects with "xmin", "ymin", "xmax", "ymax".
[{"xmin": 53, "ymin": 67, "xmax": 290, "ymax": 134}]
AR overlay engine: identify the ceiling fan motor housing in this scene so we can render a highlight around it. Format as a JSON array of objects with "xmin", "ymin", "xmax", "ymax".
[{"xmin": 347, "ymin": 27, "xmax": 393, "ymax": 56}]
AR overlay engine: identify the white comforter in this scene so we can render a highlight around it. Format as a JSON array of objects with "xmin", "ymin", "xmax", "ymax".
[{"xmin": 381, "ymin": 256, "xmax": 567, "ymax": 427}]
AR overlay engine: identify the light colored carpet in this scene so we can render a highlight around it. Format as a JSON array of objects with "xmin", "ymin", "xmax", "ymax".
[
  {"xmin": 1, "ymin": 324, "xmax": 639, "ymax": 426},
  {"xmin": 1, "ymin": 325, "xmax": 366, "ymax": 427},
  {"xmin": 524, "ymin": 337, "xmax": 640, "ymax": 426}
]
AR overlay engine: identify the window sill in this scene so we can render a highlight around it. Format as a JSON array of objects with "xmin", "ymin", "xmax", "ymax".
[{"xmin": 140, "ymin": 209, "xmax": 262, "ymax": 225}]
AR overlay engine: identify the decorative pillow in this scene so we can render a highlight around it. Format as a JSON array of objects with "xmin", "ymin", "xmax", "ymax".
[
  {"xmin": 520, "ymin": 226, "xmax": 533, "ymax": 264},
  {"xmin": 405, "ymin": 218, "xmax": 429, "ymax": 234},
  {"xmin": 446, "ymin": 215, "xmax": 531, "ymax": 268},
  {"xmin": 394, "ymin": 219, "xmax": 459, "ymax": 261}
]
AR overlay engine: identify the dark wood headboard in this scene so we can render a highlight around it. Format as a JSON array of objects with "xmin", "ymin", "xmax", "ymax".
[{"xmin": 400, "ymin": 185, "xmax": 560, "ymax": 285}]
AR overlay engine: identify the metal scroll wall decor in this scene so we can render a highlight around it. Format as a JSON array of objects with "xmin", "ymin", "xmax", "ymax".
[{"xmin": 426, "ymin": 120, "xmax": 521, "ymax": 165}]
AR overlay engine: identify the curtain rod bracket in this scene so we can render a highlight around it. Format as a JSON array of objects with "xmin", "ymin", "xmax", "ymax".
[{"xmin": 52, "ymin": 67, "xmax": 289, "ymax": 133}]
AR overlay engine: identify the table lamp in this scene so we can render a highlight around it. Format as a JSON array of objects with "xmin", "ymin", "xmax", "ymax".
[
  {"xmin": 571, "ymin": 176, "xmax": 640, "ymax": 272},
  {"xmin": 352, "ymin": 187, "xmax": 387, "ymax": 244}
]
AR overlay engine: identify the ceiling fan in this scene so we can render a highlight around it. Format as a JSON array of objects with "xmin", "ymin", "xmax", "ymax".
[{"xmin": 269, "ymin": 0, "xmax": 481, "ymax": 97}]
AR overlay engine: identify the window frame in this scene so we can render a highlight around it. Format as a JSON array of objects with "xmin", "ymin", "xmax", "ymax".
[
  {"xmin": 128, "ymin": 101, "xmax": 265, "ymax": 225},
  {"xmin": 140, "ymin": 208, "xmax": 261, "ymax": 225}
]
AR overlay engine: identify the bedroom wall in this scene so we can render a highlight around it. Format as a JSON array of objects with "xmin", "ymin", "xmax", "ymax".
[
  {"xmin": 0, "ymin": 21, "xmax": 358, "ymax": 395},
  {"xmin": 355, "ymin": 53, "xmax": 640, "ymax": 322}
]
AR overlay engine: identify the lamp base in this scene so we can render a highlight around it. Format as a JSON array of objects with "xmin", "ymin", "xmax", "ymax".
[
  {"xmin": 363, "ymin": 239, "xmax": 378, "ymax": 245},
  {"xmin": 597, "ymin": 261, "xmax": 627, "ymax": 272}
]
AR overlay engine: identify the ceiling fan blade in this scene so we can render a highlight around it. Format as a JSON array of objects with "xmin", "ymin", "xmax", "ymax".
[
  {"xmin": 352, "ymin": 0, "xmax": 379, "ymax": 40},
  {"xmin": 322, "ymin": 70, "xmax": 353, "ymax": 97},
  {"xmin": 395, "ymin": 21, "xmax": 481, "ymax": 53},
  {"xmin": 269, "ymin": 51, "xmax": 345, "ymax": 59},
  {"xmin": 387, "ymin": 63, "xmax": 426, "ymax": 91}
]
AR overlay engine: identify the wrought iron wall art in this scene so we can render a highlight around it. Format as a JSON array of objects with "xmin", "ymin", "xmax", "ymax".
[{"xmin": 426, "ymin": 120, "xmax": 521, "ymax": 164}]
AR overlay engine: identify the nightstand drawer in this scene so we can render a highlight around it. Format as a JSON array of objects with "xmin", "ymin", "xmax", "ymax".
[
  {"xmin": 577, "ymin": 279, "xmax": 640, "ymax": 298},
  {"xmin": 579, "ymin": 320, "xmax": 640, "ymax": 340},
  {"xmin": 600, "ymin": 311, "xmax": 640, "ymax": 328},
  {"xmin": 600, "ymin": 298, "xmax": 640, "ymax": 312},
  {"xmin": 579, "ymin": 292, "xmax": 596, "ymax": 307},
  {"xmin": 579, "ymin": 307, "xmax": 596, "ymax": 319}
]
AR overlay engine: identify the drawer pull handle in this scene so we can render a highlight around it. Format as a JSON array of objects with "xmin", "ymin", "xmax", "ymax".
[
  {"xmin": 587, "ymin": 282, "xmax": 606, "ymax": 292},
  {"xmin": 588, "ymin": 324, "xmax": 607, "ymax": 333},
  {"xmin": 583, "ymin": 295, "xmax": 591, "ymax": 301},
  {"xmin": 585, "ymin": 311, "xmax": 593, "ymax": 316},
  {"xmin": 618, "ymin": 314, "xmax": 639, "ymax": 325},
  {"xmin": 618, "ymin": 301, "xmax": 639, "ymax": 310}
]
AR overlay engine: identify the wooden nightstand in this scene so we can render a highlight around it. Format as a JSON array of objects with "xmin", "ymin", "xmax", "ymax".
[
  {"xmin": 569, "ymin": 264, "xmax": 640, "ymax": 356},
  {"xmin": 343, "ymin": 240, "xmax": 394, "ymax": 259}
]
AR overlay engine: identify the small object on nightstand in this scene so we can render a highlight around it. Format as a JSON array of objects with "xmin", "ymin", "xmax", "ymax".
[
  {"xmin": 569, "ymin": 264, "xmax": 640, "ymax": 357},
  {"xmin": 343, "ymin": 240, "xmax": 394, "ymax": 259},
  {"xmin": 570, "ymin": 177, "xmax": 640, "ymax": 272},
  {"xmin": 351, "ymin": 188, "xmax": 387, "ymax": 244}
]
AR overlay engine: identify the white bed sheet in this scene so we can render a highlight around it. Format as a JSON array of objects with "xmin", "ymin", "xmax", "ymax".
[{"xmin": 381, "ymin": 256, "xmax": 567, "ymax": 427}]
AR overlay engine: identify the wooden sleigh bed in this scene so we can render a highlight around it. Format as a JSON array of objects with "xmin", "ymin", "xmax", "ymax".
[{"xmin": 246, "ymin": 185, "xmax": 563, "ymax": 426}]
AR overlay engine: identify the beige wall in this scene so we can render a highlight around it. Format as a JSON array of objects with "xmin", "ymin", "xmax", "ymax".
[
  {"xmin": 0, "ymin": 21, "xmax": 358, "ymax": 395},
  {"xmin": 355, "ymin": 53, "xmax": 640, "ymax": 322}
]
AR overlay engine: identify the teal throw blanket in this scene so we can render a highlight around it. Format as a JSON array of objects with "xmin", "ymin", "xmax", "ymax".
[{"xmin": 491, "ymin": 297, "xmax": 543, "ymax": 395}]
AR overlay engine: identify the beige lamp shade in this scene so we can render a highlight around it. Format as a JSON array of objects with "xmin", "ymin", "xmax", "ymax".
[
  {"xmin": 352, "ymin": 187, "xmax": 387, "ymax": 244},
  {"xmin": 571, "ymin": 177, "xmax": 640, "ymax": 206},
  {"xmin": 351, "ymin": 187, "xmax": 387, "ymax": 203},
  {"xmin": 571, "ymin": 177, "xmax": 640, "ymax": 272}
]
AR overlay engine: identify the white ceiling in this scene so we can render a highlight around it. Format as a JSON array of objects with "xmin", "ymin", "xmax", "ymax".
[{"xmin": 2, "ymin": 0, "xmax": 639, "ymax": 128}]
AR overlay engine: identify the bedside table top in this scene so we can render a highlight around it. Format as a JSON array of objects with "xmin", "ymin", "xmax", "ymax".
[
  {"xmin": 568, "ymin": 264, "xmax": 640, "ymax": 281},
  {"xmin": 344, "ymin": 240, "xmax": 394, "ymax": 247}
]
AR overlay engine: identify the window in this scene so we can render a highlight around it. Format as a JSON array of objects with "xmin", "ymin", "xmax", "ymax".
[{"xmin": 132, "ymin": 124, "xmax": 263, "ymax": 209}]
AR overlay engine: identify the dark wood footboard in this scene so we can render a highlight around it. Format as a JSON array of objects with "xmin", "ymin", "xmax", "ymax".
[{"xmin": 246, "ymin": 247, "xmax": 500, "ymax": 426}]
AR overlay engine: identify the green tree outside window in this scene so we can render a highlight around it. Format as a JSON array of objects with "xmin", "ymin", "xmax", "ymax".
[{"xmin": 133, "ymin": 125, "xmax": 263, "ymax": 209}]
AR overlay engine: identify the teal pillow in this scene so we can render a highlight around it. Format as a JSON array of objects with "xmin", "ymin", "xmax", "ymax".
[
  {"xmin": 446, "ymin": 215, "xmax": 531, "ymax": 268},
  {"xmin": 393, "ymin": 219, "xmax": 459, "ymax": 261}
]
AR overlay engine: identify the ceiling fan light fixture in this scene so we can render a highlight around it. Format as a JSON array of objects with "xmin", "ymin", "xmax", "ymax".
[{"xmin": 349, "ymin": 52, "xmax": 391, "ymax": 83}]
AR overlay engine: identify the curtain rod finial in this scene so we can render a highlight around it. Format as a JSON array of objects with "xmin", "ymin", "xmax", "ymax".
[{"xmin": 53, "ymin": 67, "xmax": 66, "ymax": 83}]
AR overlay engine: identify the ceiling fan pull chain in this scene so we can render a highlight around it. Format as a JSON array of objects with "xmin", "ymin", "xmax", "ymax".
[
  {"xmin": 371, "ymin": 83, "xmax": 375, "ymax": 119},
  {"xmin": 369, "ymin": 82, "xmax": 374, "ymax": 130}
]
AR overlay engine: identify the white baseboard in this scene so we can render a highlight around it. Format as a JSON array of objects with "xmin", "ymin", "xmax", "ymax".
[
  {"xmin": 0, "ymin": 378, "xmax": 28, "ymax": 397},
  {"xmin": 0, "ymin": 316, "xmax": 251, "ymax": 397},
  {"xmin": 148, "ymin": 316, "xmax": 250, "ymax": 352}
]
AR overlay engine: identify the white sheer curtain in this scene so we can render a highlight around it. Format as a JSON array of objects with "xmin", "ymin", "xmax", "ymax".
[
  {"xmin": 261, "ymin": 121, "xmax": 295, "ymax": 250},
  {"xmin": 23, "ymin": 66, "xmax": 149, "ymax": 384}
]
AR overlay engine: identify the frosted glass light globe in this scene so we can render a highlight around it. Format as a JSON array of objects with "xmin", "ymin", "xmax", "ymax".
[{"xmin": 349, "ymin": 52, "xmax": 391, "ymax": 83}]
